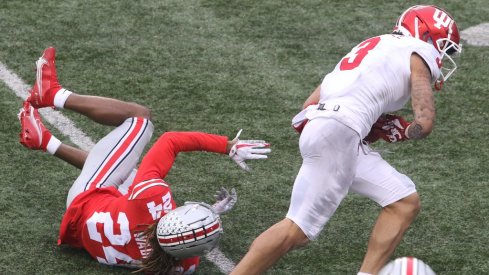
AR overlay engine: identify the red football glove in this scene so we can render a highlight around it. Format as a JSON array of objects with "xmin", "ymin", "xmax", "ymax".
[
  {"xmin": 374, "ymin": 114, "xmax": 411, "ymax": 143},
  {"xmin": 363, "ymin": 127, "xmax": 383, "ymax": 144}
]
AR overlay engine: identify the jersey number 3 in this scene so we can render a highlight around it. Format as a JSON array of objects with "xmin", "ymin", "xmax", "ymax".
[{"xmin": 339, "ymin": 36, "xmax": 381, "ymax": 70}]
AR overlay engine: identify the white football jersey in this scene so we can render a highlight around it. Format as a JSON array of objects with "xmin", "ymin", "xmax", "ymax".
[{"xmin": 305, "ymin": 34, "xmax": 441, "ymax": 138}]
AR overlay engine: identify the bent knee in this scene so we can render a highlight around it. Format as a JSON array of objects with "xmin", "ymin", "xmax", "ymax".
[
  {"xmin": 278, "ymin": 219, "xmax": 311, "ymax": 249},
  {"xmin": 404, "ymin": 192, "xmax": 421, "ymax": 213},
  {"xmin": 387, "ymin": 193, "xmax": 421, "ymax": 217},
  {"xmin": 249, "ymin": 219, "xmax": 310, "ymax": 255},
  {"xmin": 128, "ymin": 102, "xmax": 152, "ymax": 120}
]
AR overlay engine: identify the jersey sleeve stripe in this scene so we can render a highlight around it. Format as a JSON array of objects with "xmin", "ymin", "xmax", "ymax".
[
  {"xmin": 128, "ymin": 179, "xmax": 168, "ymax": 200},
  {"xmin": 131, "ymin": 178, "xmax": 168, "ymax": 189}
]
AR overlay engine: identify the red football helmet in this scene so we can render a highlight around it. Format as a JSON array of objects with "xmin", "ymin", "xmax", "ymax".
[{"xmin": 394, "ymin": 5, "xmax": 462, "ymax": 89}]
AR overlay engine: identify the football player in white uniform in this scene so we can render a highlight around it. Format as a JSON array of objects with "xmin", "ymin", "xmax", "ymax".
[{"xmin": 231, "ymin": 5, "xmax": 461, "ymax": 275}]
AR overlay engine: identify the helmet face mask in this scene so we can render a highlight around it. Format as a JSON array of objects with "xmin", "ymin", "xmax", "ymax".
[
  {"xmin": 394, "ymin": 5, "xmax": 462, "ymax": 87},
  {"xmin": 438, "ymin": 38, "xmax": 462, "ymax": 84},
  {"xmin": 156, "ymin": 202, "xmax": 223, "ymax": 259}
]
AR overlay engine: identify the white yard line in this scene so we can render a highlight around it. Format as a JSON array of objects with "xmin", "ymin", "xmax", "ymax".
[
  {"xmin": 0, "ymin": 61, "xmax": 235, "ymax": 274},
  {"xmin": 0, "ymin": 62, "xmax": 94, "ymax": 151},
  {"xmin": 206, "ymin": 249, "xmax": 236, "ymax": 274},
  {"xmin": 460, "ymin": 23, "xmax": 489, "ymax": 46}
]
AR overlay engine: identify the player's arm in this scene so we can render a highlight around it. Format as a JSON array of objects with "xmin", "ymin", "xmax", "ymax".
[
  {"xmin": 134, "ymin": 132, "xmax": 229, "ymax": 182},
  {"xmin": 407, "ymin": 53, "xmax": 435, "ymax": 139},
  {"xmin": 303, "ymin": 84, "xmax": 321, "ymax": 109},
  {"xmin": 134, "ymin": 131, "xmax": 270, "ymax": 182},
  {"xmin": 292, "ymin": 85, "xmax": 321, "ymax": 133},
  {"xmin": 372, "ymin": 54, "xmax": 435, "ymax": 143}
]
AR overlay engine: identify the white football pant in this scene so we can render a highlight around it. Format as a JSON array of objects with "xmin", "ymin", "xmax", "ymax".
[
  {"xmin": 286, "ymin": 117, "xmax": 416, "ymax": 240},
  {"xmin": 66, "ymin": 117, "xmax": 154, "ymax": 207}
]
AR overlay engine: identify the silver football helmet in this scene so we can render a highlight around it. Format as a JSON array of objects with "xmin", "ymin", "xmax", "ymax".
[{"xmin": 156, "ymin": 202, "xmax": 223, "ymax": 259}]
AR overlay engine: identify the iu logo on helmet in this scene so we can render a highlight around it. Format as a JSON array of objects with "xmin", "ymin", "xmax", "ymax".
[{"xmin": 433, "ymin": 9, "xmax": 452, "ymax": 29}]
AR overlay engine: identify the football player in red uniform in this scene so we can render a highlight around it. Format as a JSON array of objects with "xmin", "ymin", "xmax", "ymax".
[{"xmin": 19, "ymin": 47, "xmax": 271, "ymax": 274}]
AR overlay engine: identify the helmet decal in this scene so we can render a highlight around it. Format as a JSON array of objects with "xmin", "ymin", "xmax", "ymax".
[
  {"xmin": 433, "ymin": 9, "xmax": 452, "ymax": 30},
  {"xmin": 156, "ymin": 203, "xmax": 223, "ymax": 259}
]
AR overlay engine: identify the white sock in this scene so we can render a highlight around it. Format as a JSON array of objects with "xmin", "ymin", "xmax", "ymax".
[
  {"xmin": 53, "ymin": 89, "xmax": 73, "ymax": 109},
  {"xmin": 357, "ymin": 272, "xmax": 372, "ymax": 275},
  {"xmin": 46, "ymin": 136, "xmax": 62, "ymax": 155}
]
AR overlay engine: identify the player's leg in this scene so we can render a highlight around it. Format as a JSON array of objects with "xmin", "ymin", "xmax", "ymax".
[
  {"xmin": 18, "ymin": 101, "xmax": 148, "ymax": 198},
  {"xmin": 54, "ymin": 144, "xmax": 88, "ymax": 169},
  {"xmin": 18, "ymin": 101, "xmax": 149, "ymax": 172},
  {"xmin": 25, "ymin": 47, "xmax": 155, "ymax": 205},
  {"xmin": 231, "ymin": 218, "xmax": 307, "ymax": 275},
  {"xmin": 19, "ymin": 101, "xmax": 87, "ymax": 168},
  {"xmin": 66, "ymin": 116, "xmax": 154, "ymax": 207},
  {"xmin": 28, "ymin": 47, "xmax": 151, "ymax": 126},
  {"xmin": 23, "ymin": 47, "xmax": 151, "ymax": 167},
  {"xmin": 359, "ymin": 194, "xmax": 420, "ymax": 274},
  {"xmin": 350, "ymin": 148, "xmax": 420, "ymax": 274},
  {"xmin": 231, "ymin": 118, "xmax": 359, "ymax": 275},
  {"xmin": 64, "ymin": 94, "xmax": 151, "ymax": 126}
]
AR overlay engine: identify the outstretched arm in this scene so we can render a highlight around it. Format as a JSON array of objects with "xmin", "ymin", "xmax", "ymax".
[
  {"xmin": 134, "ymin": 131, "xmax": 270, "ymax": 182},
  {"xmin": 134, "ymin": 131, "xmax": 229, "ymax": 182}
]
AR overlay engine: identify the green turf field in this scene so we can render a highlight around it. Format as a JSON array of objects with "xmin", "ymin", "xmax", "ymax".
[{"xmin": 1, "ymin": 0, "xmax": 488, "ymax": 274}]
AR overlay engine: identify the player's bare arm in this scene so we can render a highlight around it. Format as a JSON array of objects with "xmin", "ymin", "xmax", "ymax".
[
  {"xmin": 408, "ymin": 53, "xmax": 435, "ymax": 139},
  {"xmin": 303, "ymin": 85, "xmax": 321, "ymax": 109}
]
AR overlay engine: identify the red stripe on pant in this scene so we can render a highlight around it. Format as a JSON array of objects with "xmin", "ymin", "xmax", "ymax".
[
  {"xmin": 406, "ymin": 257, "xmax": 414, "ymax": 275},
  {"xmin": 88, "ymin": 118, "xmax": 145, "ymax": 189}
]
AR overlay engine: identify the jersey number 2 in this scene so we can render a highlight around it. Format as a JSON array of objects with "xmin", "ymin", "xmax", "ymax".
[
  {"xmin": 339, "ymin": 36, "xmax": 381, "ymax": 70},
  {"xmin": 87, "ymin": 212, "xmax": 135, "ymax": 264}
]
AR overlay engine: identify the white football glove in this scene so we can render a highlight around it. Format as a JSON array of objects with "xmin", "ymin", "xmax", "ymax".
[
  {"xmin": 229, "ymin": 129, "xmax": 271, "ymax": 172},
  {"xmin": 211, "ymin": 187, "xmax": 237, "ymax": 215}
]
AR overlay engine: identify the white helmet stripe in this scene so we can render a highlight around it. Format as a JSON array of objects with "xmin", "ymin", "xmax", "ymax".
[{"xmin": 414, "ymin": 17, "xmax": 420, "ymax": 39}]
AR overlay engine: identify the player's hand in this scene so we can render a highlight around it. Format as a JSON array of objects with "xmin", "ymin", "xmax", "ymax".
[
  {"xmin": 211, "ymin": 187, "xmax": 237, "ymax": 215},
  {"xmin": 229, "ymin": 129, "xmax": 271, "ymax": 172},
  {"xmin": 374, "ymin": 114, "xmax": 411, "ymax": 143},
  {"xmin": 363, "ymin": 127, "xmax": 382, "ymax": 144}
]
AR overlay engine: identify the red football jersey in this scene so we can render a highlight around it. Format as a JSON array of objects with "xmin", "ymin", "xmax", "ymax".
[{"xmin": 58, "ymin": 132, "xmax": 228, "ymax": 272}]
